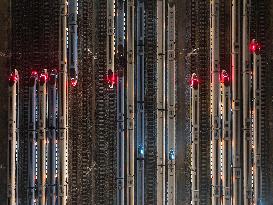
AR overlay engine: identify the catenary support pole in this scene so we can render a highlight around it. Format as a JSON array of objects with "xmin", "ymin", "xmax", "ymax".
[
  {"xmin": 136, "ymin": 0, "xmax": 145, "ymax": 204},
  {"xmin": 231, "ymin": 0, "xmax": 242, "ymax": 204},
  {"xmin": 167, "ymin": 1, "xmax": 176, "ymax": 204},
  {"xmin": 116, "ymin": 0, "xmax": 125, "ymax": 204},
  {"xmin": 127, "ymin": 0, "xmax": 135, "ymax": 204}
]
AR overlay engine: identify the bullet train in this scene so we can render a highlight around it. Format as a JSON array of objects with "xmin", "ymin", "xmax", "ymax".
[
  {"xmin": 167, "ymin": 1, "xmax": 176, "ymax": 204},
  {"xmin": 27, "ymin": 70, "xmax": 38, "ymax": 205},
  {"xmin": 48, "ymin": 69, "xmax": 58, "ymax": 205},
  {"xmin": 37, "ymin": 70, "xmax": 48, "ymax": 205},
  {"xmin": 69, "ymin": 0, "xmax": 78, "ymax": 87},
  {"xmin": 252, "ymin": 39, "xmax": 262, "ymax": 205},
  {"xmin": 8, "ymin": 70, "xmax": 19, "ymax": 205},
  {"xmin": 106, "ymin": 0, "xmax": 115, "ymax": 88},
  {"xmin": 191, "ymin": 73, "xmax": 200, "ymax": 205},
  {"xmin": 221, "ymin": 70, "xmax": 231, "ymax": 205}
]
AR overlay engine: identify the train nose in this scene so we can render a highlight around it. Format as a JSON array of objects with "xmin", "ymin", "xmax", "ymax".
[
  {"xmin": 106, "ymin": 69, "xmax": 117, "ymax": 88},
  {"xmin": 221, "ymin": 70, "xmax": 230, "ymax": 86},
  {"xmin": 29, "ymin": 71, "xmax": 38, "ymax": 87},
  {"xmin": 49, "ymin": 70, "xmax": 58, "ymax": 85},
  {"xmin": 39, "ymin": 73, "xmax": 48, "ymax": 85},
  {"xmin": 249, "ymin": 39, "xmax": 261, "ymax": 54},
  {"xmin": 8, "ymin": 73, "xmax": 18, "ymax": 87},
  {"xmin": 191, "ymin": 74, "xmax": 199, "ymax": 90},
  {"xmin": 71, "ymin": 78, "xmax": 77, "ymax": 87}
]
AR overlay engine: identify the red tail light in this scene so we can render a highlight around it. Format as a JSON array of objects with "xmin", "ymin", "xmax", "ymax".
[
  {"xmin": 249, "ymin": 39, "xmax": 261, "ymax": 54},
  {"xmin": 190, "ymin": 73, "xmax": 199, "ymax": 90},
  {"xmin": 31, "ymin": 71, "xmax": 38, "ymax": 76},
  {"xmin": 106, "ymin": 69, "xmax": 117, "ymax": 87},
  {"xmin": 221, "ymin": 70, "xmax": 230, "ymax": 86},
  {"xmin": 71, "ymin": 78, "xmax": 77, "ymax": 87},
  {"xmin": 8, "ymin": 73, "xmax": 18, "ymax": 86}
]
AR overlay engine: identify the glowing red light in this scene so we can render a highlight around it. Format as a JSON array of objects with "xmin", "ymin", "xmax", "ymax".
[
  {"xmin": 31, "ymin": 71, "xmax": 38, "ymax": 76},
  {"xmin": 221, "ymin": 70, "xmax": 230, "ymax": 86},
  {"xmin": 190, "ymin": 73, "xmax": 199, "ymax": 90},
  {"xmin": 106, "ymin": 69, "xmax": 117, "ymax": 87},
  {"xmin": 71, "ymin": 78, "xmax": 77, "ymax": 87},
  {"xmin": 106, "ymin": 75, "xmax": 117, "ymax": 87},
  {"xmin": 8, "ymin": 73, "xmax": 18, "ymax": 85},
  {"xmin": 249, "ymin": 39, "xmax": 261, "ymax": 54}
]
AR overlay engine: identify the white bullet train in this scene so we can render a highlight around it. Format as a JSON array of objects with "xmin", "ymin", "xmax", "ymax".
[{"xmin": 191, "ymin": 73, "xmax": 200, "ymax": 205}]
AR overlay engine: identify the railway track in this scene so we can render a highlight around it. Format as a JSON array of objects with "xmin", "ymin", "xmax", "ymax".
[
  {"xmin": 247, "ymin": 0, "xmax": 268, "ymax": 203},
  {"xmin": 94, "ymin": 0, "xmax": 117, "ymax": 204},
  {"xmin": 190, "ymin": 0, "xmax": 210, "ymax": 205},
  {"xmin": 262, "ymin": 0, "xmax": 273, "ymax": 203},
  {"xmin": 189, "ymin": 0, "xmax": 270, "ymax": 204},
  {"xmin": 69, "ymin": 84, "xmax": 82, "ymax": 204},
  {"xmin": 11, "ymin": 0, "xmax": 162, "ymax": 204},
  {"xmin": 7, "ymin": 0, "xmax": 273, "ymax": 204},
  {"xmin": 219, "ymin": 0, "xmax": 230, "ymax": 73},
  {"xmin": 68, "ymin": 0, "xmax": 116, "ymax": 204},
  {"xmin": 11, "ymin": 0, "xmax": 59, "ymax": 204},
  {"xmin": 144, "ymin": 0, "xmax": 157, "ymax": 204},
  {"xmin": 14, "ymin": 0, "xmax": 33, "ymax": 203},
  {"xmin": 252, "ymin": 0, "xmax": 268, "ymax": 203},
  {"xmin": 79, "ymin": 1, "xmax": 96, "ymax": 204}
]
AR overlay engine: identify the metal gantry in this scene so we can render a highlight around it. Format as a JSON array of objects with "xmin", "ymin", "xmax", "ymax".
[
  {"xmin": 127, "ymin": 0, "xmax": 135, "ymax": 204},
  {"xmin": 156, "ymin": 0, "xmax": 166, "ymax": 204},
  {"xmin": 231, "ymin": 0, "xmax": 242, "ymax": 204},
  {"xmin": 116, "ymin": 0, "xmax": 125, "ymax": 204},
  {"xmin": 136, "ymin": 0, "xmax": 145, "ymax": 204},
  {"xmin": 167, "ymin": 1, "xmax": 176, "ymax": 205},
  {"xmin": 242, "ymin": 1, "xmax": 252, "ymax": 204}
]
